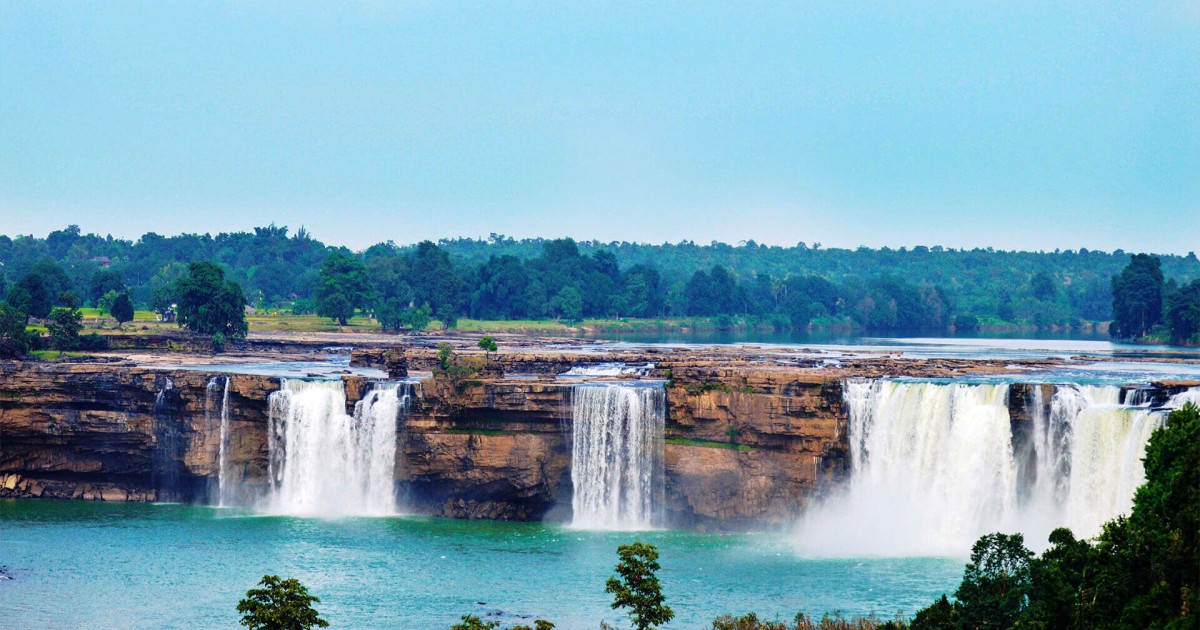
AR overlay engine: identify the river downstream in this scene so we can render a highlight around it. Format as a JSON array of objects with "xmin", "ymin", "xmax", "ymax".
[{"xmin": 0, "ymin": 500, "xmax": 959, "ymax": 628}]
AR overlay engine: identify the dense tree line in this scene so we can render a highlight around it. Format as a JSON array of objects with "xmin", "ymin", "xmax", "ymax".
[
  {"xmin": 2, "ymin": 225, "xmax": 1198, "ymax": 333},
  {"xmin": 1111, "ymin": 254, "xmax": 1200, "ymax": 343}
]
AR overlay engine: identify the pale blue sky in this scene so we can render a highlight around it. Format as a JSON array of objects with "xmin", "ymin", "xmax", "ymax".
[{"xmin": 2, "ymin": 2, "xmax": 1197, "ymax": 253}]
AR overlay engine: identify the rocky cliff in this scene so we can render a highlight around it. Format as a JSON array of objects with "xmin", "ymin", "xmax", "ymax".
[{"xmin": 2, "ymin": 353, "xmax": 1186, "ymax": 531}]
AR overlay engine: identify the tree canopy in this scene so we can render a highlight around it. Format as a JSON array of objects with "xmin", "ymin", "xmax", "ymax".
[
  {"xmin": 1111, "ymin": 253, "xmax": 1165, "ymax": 339},
  {"xmin": 2, "ymin": 226, "xmax": 1198, "ymax": 334},
  {"xmin": 236, "ymin": 575, "xmax": 329, "ymax": 630},
  {"xmin": 173, "ymin": 262, "xmax": 248, "ymax": 339},
  {"xmin": 606, "ymin": 541, "xmax": 674, "ymax": 630}
]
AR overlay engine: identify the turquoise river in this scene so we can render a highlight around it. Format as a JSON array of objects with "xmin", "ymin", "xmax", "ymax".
[{"xmin": 0, "ymin": 500, "xmax": 960, "ymax": 629}]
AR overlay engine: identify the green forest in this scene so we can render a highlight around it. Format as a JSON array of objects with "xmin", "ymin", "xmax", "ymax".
[{"xmin": 1, "ymin": 225, "xmax": 1197, "ymax": 339}]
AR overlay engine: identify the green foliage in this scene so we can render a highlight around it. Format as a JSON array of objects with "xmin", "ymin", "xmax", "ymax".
[
  {"xmin": 550, "ymin": 286, "xmax": 583, "ymax": 322},
  {"xmin": 2, "ymin": 226, "xmax": 1198, "ymax": 332},
  {"xmin": 236, "ymin": 575, "xmax": 328, "ymax": 630},
  {"xmin": 88, "ymin": 268, "xmax": 125, "ymax": 304},
  {"xmin": 437, "ymin": 343, "xmax": 455, "ymax": 371},
  {"xmin": 952, "ymin": 314, "xmax": 978, "ymax": 333},
  {"xmin": 606, "ymin": 541, "xmax": 674, "ymax": 630},
  {"xmin": 175, "ymin": 262, "xmax": 248, "ymax": 339},
  {"xmin": 1111, "ymin": 253, "xmax": 1164, "ymax": 340},
  {"xmin": 452, "ymin": 614, "xmax": 554, "ymax": 630},
  {"xmin": 910, "ymin": 402, "xmax": 1200, "ymax": 629},
  {"xmin": 477, "ymin": 335, "xmax": 498, "ymax": 359},
  {"xmin": 315, "ymin": 250, "xmax": 370, "ymax": 326},
  {"xmin": 909, "ymin": 595, "xmax": 957, "ymax": 630},
  {"xmin": 1021, "ymin": 528, "xmax": 1090, "ymax": 629},
  {"xmin": 1030, "ymin": 271, "xmax": 1056, "ymax": 301},
  {"xmin": 47, "ymin": 305, "xmax": 83, "ymax": 351},
  {"xmin": 406, "ymin": 303, "xmax": 433, "ymax": 332},
  {"xmin": 1166, "ymin": 279, "xmax": 1200, "ymax": 343},
  {"xmin": 111, "ymin": 293, "xmax": 135, "ymax": 327},
  {"xmin": 17, "ymin": 271, "xmax": 52, "ymax": 318},
  {"xmin": 4, "ymin": 284, "xmax": 34, "ymax": 320},
  {"xmin": 97, "ymin": 289, "xmax": 120, "ymax": 314},
  {"xmin": 954, "ymin": 533, "xmax": 1033, "ymax": 629},
  {"xmin": 665, "ymin": 438, "xmax": 752, "ymax": 452},
  {"xmin": 0, "ymin": 302, "xmax": 34, "ymax": 356},
  {"xmin": 1097, "ymin": 401, "xmax": 1199, "ymax": 628},
  {"xmin": 451, "ymin": 615, "xmax": 500, "ymax": 630},
  {"xmin": 711, "ymin": 612, "xmax": 904, "ymax": 629}
]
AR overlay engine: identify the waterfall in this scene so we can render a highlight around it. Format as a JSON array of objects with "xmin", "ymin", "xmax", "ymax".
[
  {"xmin": 152, "ymin": 377, "xmax": 181, "ymax": 501},
  {"xmin": 570, "ymin": 383, "xmax": 666, "ymax": 530},
  {"xmin": 1048, "ymin": 385, "xmax": 1162, "ymax": 537},
  {"xmin": 206, "ymin": 377, "xmax": 234, "ymax": 507},
  {"xmin": 795, "ymin": 380, "xmax": 1168, "ymax": 557},
  {"xmin": 266, "ymin": 379, "xmax": 410, "ymax": 517}
]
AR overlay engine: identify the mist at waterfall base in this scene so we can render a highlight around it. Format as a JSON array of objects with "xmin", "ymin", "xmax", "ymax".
[
  {"xmin": 262, "ymin": 379, "xmax": 410, "ymax": 517},
  {"xmin": 793, "ymin": 381, "xmax": 1177, "ymax": 558},
  {"xmin": 0, "ymin": 500, "xmax": 961, "ymax": 628},
  {"xmin": 570, "ymin": 382, "xmax": 666, "ymax": 530}
]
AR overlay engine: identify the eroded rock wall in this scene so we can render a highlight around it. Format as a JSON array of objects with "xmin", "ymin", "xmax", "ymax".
[{"xmin": 0, "ymin": 363, "xmax": 275, "ymax": 503}]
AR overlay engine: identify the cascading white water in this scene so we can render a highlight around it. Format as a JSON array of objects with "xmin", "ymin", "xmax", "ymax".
[
  {"xmin": 570, "ymin": 383, "xmax": 666, "ymax": 530},
  {"xmin": 1044, "ymin": 385, "xmax": 1162, "ymax": 538},
  {"xmin": 796, "ymin": 380, "xmax": 1169, "ymax": 557},
  {"xmin": 267, "ymin": 379, "xmax": 409, "ymax": 517},
  {"xmin": 206, "ymin": 376, "xmax": 234, "ymax": 507}
]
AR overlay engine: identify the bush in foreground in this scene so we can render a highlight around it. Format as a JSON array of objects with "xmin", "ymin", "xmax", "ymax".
[{"xmin": 237, "ymin": 575, "xmax": 328, "ymax": 630}]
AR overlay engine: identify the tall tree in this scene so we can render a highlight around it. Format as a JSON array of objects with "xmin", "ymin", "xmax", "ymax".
[
  {"xmin": 1111, "ymin": 254, "xmax": 1164, "ymax": 339},
  {"xmin": 314, "ymin": 250, "xmax": 369, "ymax": 326},
  {"xmin": 0, "ymin": 303, "xmax": 32, "ymax": 357},
  {"xmin": 1166, "ymin": 279, "xmax": 1200, "ymax": 344},
  {"xmin": 47, "ymin": 305, "xmax": 83, "ymax": 351},
  {"xmin": 88, "ymin": 268, "xmax": 126, "ymax": 304},
  {"xmin": 174, "ymin": 262, "xmax": 248, "ymax": 339},
  {"xmin": 409, "ymin": 241, "xmax": 462, "ymax": 327},
  {"xmin": 954, "ymin": 533, "xmax": 1034, "ymax": 630},
  {"xmin": 111, "ymin": 293, "xmax": 135, "ymax": 329},
  {"xmin": 606, "ymin": 542, "xmax": 674, "ymax": 630}
]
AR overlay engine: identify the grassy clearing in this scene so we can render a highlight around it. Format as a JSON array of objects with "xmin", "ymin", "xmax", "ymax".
[
  {"xmin": 245, "ymin": 313, "xmax": 382, "ymax": 333},
  {"xmin": 28, "ymin": 350, "xmax": 88, "ymax": 360},
  {"xmin": 452, "ymin": 319, "xmax": 574, "ymax": 333},
  {"xmin": 665, "ymin": 438, "xmax": 752, "ymax": 452}
]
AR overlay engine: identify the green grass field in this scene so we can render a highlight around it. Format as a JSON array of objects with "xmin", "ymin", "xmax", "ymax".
[{"xmin": 31, "ymin": 309, "xmax": 775, "ymax": 340}]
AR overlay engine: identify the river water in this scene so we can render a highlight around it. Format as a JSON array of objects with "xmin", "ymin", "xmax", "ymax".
[{"xmin": 0, "ymin": 500, "xmax": 958, "ymax": 628}]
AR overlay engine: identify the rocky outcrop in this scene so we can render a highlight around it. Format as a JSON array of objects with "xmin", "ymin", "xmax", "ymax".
[
  {"xmin": 350, "ymin": 347, "xmax": 409, "ymax": 378},
  {"xmin": 659, "ymin": 365, "xmax": 845, "ymax": 529},
  {"xmin": 401, "ymin": 377, "xmax": 571, "ymax": 520},
  {"xmin": 0, "ymin": 362, "xmax": 276, "ymax": 503},
  {"xmin": 2, "ymin": 350, "xmax": 1187, "ymax": 531}
]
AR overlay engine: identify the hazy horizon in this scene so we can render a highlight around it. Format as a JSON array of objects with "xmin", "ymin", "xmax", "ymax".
[{"xmin": 3, "ymin": 3, "xmax": 1197, "ymax": 254}]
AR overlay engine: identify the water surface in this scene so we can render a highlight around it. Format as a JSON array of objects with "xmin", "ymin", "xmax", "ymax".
[{"xmin": 0, "ymin": 500, "xmax": 960, "ymax": 628}]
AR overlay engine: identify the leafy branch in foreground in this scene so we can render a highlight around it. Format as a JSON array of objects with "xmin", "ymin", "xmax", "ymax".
[
  {"xmin": 237, "ymin": 575, "xmax": 329, "ymax": 630},
  {"xmin": 607, "ymin": 541, "xmax": 675, "ymax": 630}
]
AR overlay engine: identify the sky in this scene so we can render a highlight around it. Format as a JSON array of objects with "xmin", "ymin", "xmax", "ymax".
[{"xmin": 2, "ymin": 2, "xmax": 1197, "ymax": 254}]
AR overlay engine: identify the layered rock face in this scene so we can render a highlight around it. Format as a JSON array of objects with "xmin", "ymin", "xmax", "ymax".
[
  {"xmin": 0, "ymin": 362, "xmax": 275, "ymax": 503},
  {"xmin": 401, "ymin": 378, "xmax": 572, "ymax": 521},
  {"xmin": 4, "ymin": 353, "xmax": 1182, "ymax": 530},
  {"xmin": 661, "ymin": 365, "xmax": 846, "ymax": 529},
  {"xmin": 0, "ymin": 360, "xmax": 845, "ymax": 528}
]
